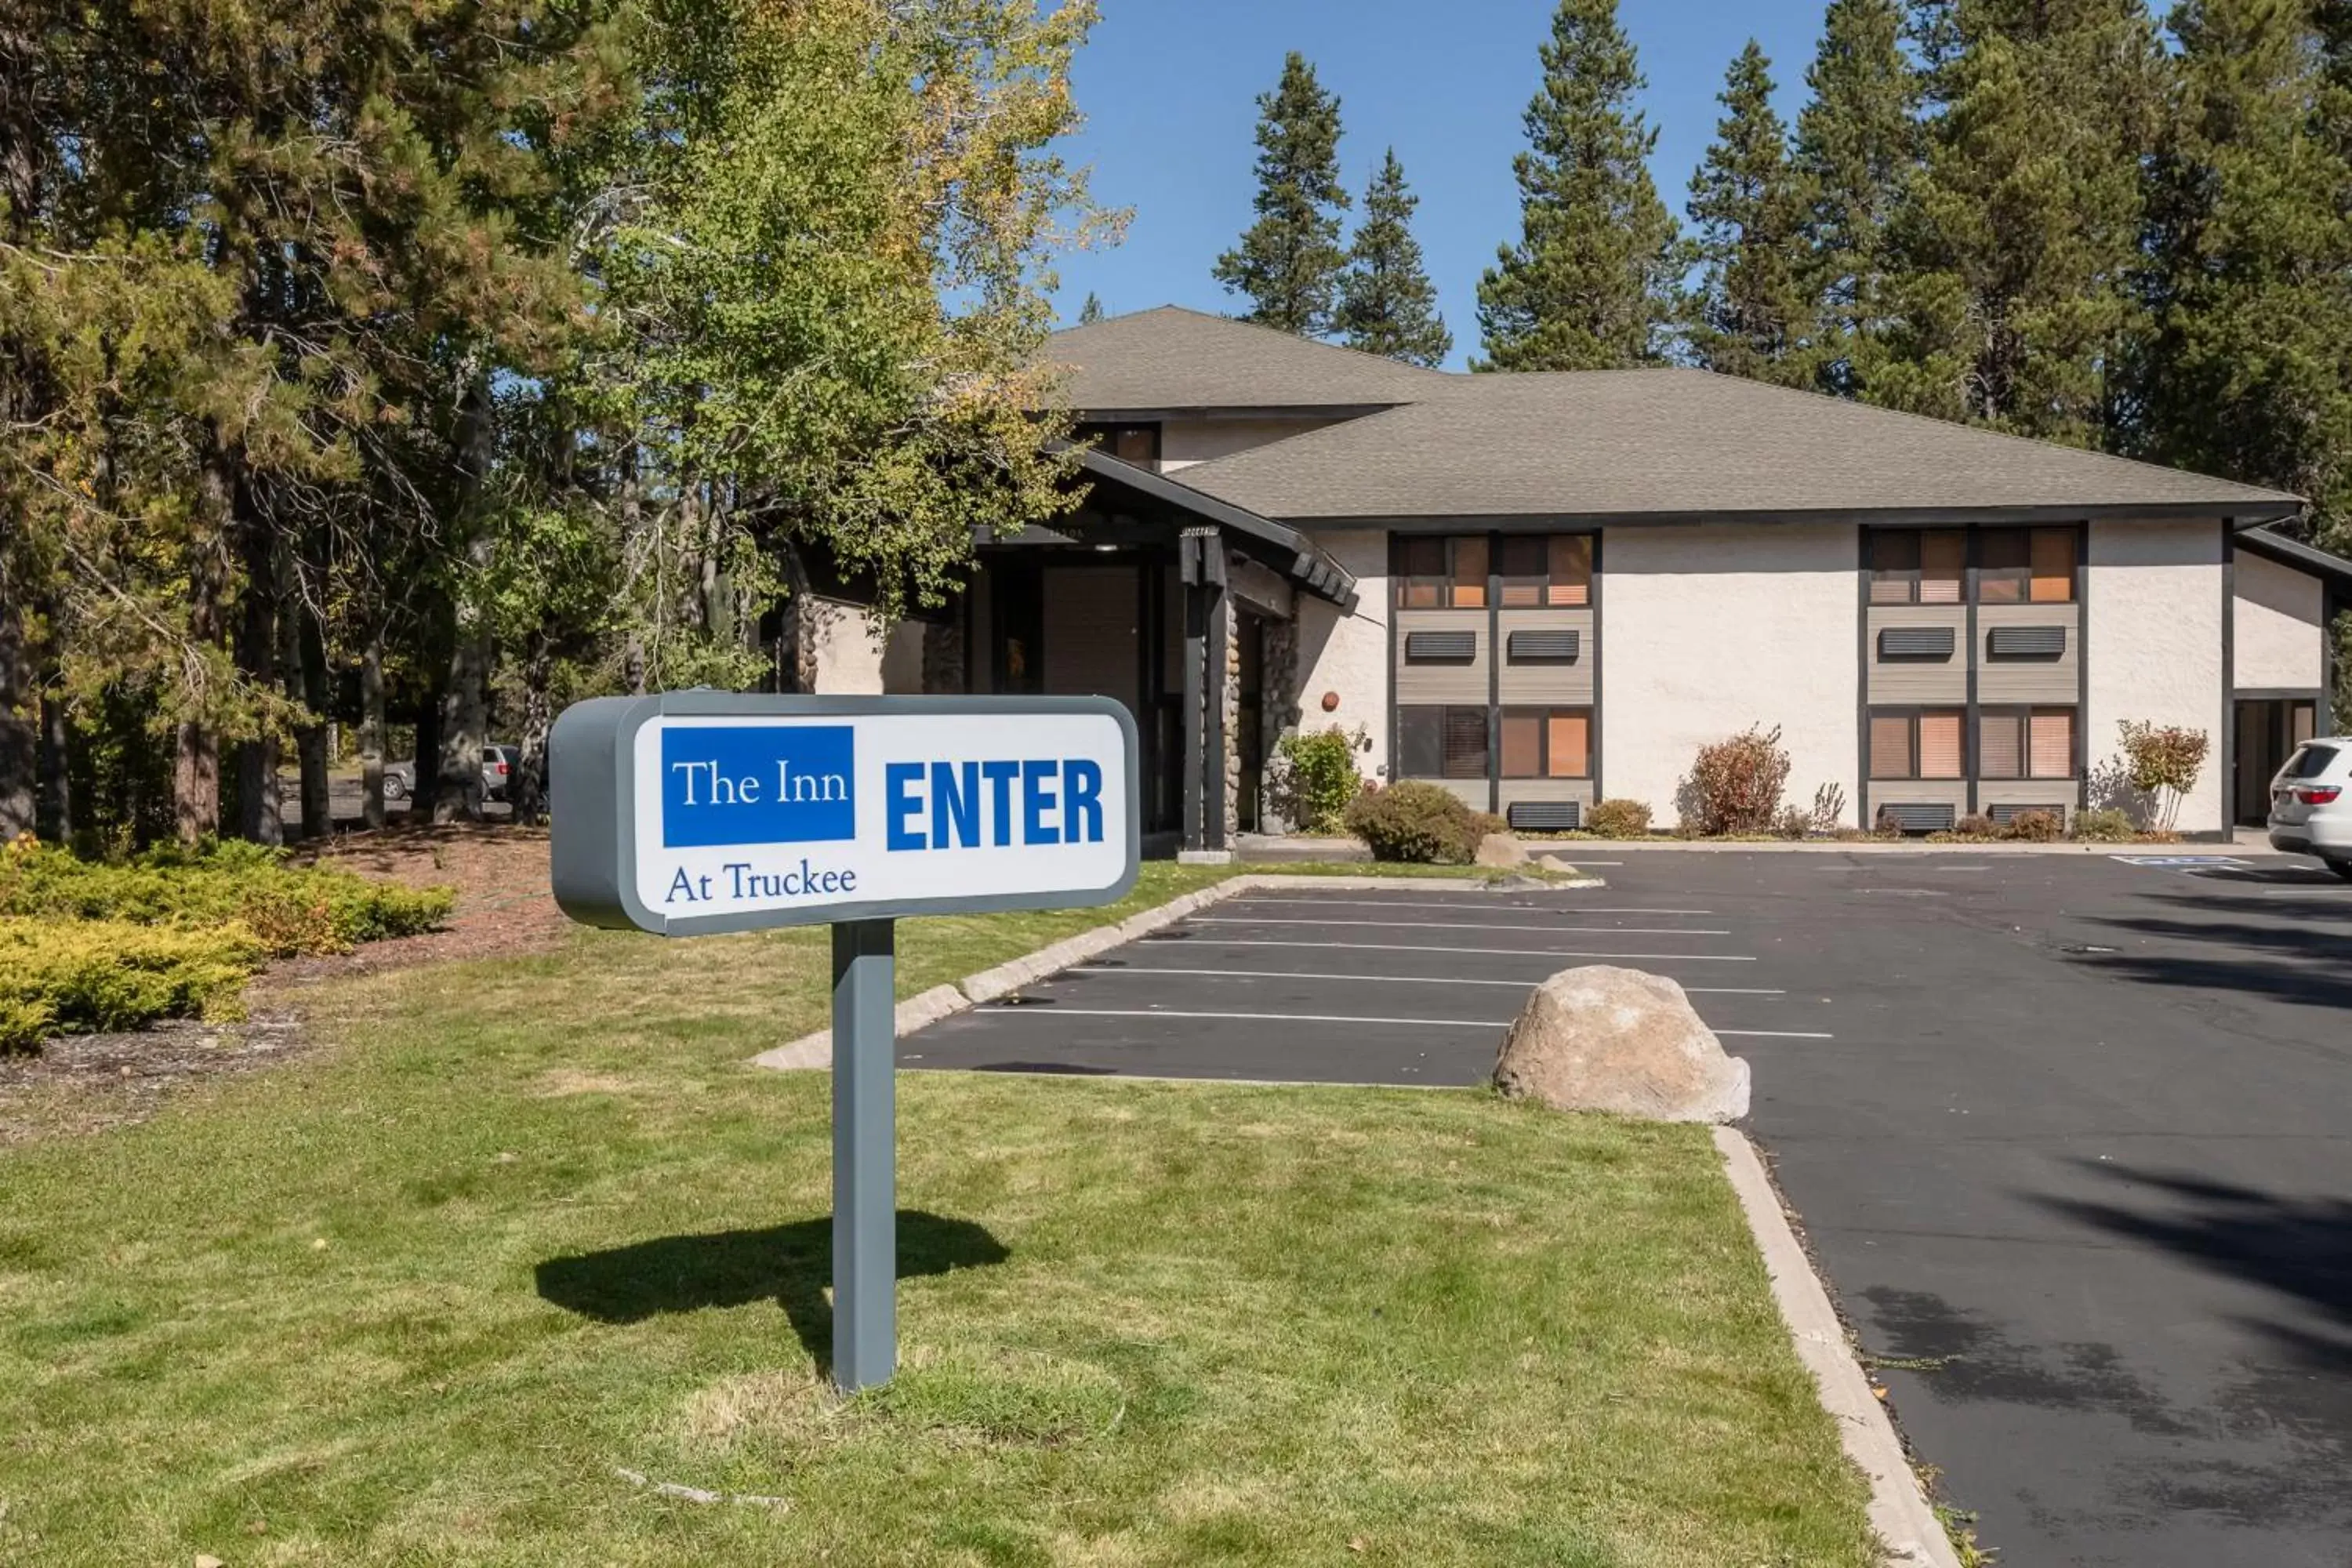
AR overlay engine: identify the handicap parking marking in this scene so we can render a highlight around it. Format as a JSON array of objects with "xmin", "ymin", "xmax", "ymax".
[{"xmin": 2111, "ymin": 854, "xmax": 2252, "ymax": 869}]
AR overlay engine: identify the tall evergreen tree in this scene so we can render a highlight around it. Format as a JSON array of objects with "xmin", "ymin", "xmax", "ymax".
[
  {"xmin": 1078, "ymin": 291, "xmax": 1107, "ymax": 325},
  {"xmin": 1337, "ymin": 149, "xmax": 1452, "ymax": 365},
  {"xmin": 2141, "ymin": 0, "xmax": 2352, "ymax": 535},
  {"xmin": 1212, "ymin": 53, "xmax": 1350, "ymax": 336},
  {"xmin": 1792, "ymin": 0, "xmax": 1918, "ymax": 394},
  {"xmin": 1684, "ymin": 42, "xmax": 1810, "ymax": 383},
  {"xmin": 1864, "ymin": 0, "xmax": 2165, "ymax": 446},
  {"xmin": 1475, "ymin": 0, "xmax": 1682, "ymax": 370}
]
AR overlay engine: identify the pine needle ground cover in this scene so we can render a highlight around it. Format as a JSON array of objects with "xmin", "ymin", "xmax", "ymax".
[{"xmin": 0, "ymin": 869, "xmax": 1875, "ymax": 1566}]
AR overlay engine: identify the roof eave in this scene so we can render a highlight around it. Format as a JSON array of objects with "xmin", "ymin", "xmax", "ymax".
[
  {"xmin": 1219, "ymin": 500, "xmax": 2306, "ymax": 532},
  {"xmin": 1059, "ymin": 445, "xmax": 1359, "ymax": 606},
  {"xmin": 2238, "ymin": 526, "xmax": 2352, "ymax": 589}
]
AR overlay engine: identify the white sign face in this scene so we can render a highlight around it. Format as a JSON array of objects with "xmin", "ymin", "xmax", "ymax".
[{"xmin": 551, "ymin": 695, "xmax": 1140, "ymax": 935}]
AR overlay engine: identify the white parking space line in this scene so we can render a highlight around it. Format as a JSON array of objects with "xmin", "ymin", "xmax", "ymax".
[
  {"xmin": 1076, "ymin": 966, "xmax": 1785, "ymax": 995},
  {"xmin": 989, "ymin": 1007, "xmax": 1834, "ymax": 1040},
  {"xmin": 1225, "ymin": 898, "xmax": 1715, "ymax": 915},
  {"xmin": 1195, "ymin": 916, "xmax": 1733, "ymax": 937},
  {"xmin": 1174, "ymin": 938, "xmax": 1759, "ymax": 962}
]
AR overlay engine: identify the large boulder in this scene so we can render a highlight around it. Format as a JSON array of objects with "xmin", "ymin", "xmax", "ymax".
[
  {"xmin": 1493, "ymin": 965, "xmax": 1750, "ymax": 1123},
  {"xmin": 1474, "ymin": 832, "xmax": 1528, "ymax": 869}
]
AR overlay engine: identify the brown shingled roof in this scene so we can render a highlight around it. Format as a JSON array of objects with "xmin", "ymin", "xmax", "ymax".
[
  {"xmin": 1044, "ymin": 304, "xmax": 1446, "ymax": 412},
  {"xmin": 1171, "ymin": 368, "xmax": 2302, "ymax": 522}
]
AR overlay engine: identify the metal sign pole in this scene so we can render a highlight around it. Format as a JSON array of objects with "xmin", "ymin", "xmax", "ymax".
[{"xmin": 830, "ymin": 916, "xmax": 897, "ymax": 1392}]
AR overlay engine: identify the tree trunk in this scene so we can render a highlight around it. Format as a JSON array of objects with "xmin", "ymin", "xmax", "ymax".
[
  {"xmin": 359, "ymin": 623, "xmax": 387, "ymax": 830},
  {"xmin": 37, "ymin": 689, "xmax": 70, "ymax": 844},
  {"xmin": 175, "ymin": 456, "xmax": 232, "ymax": 845},
  {"xmin": 412, "ymin": 681, "xmax": 442, "ymax": 829},
  {"xmin": 0, "ymin": 573, "xmax": 33, "ymax": 840},
  {"xmin": 514, "ymin": 624, "xmax": 553, "ymax": 826},
  {"xmin": 293, "ymin": 593, "xmax": 330, "ymax": 840},
  {"xmin": 232, "ymin": 521, "xmax": 281, "ymax": 846},
  {"xmin": 432, "ymin": 376, "xmax": 497, "ymax": 825}
]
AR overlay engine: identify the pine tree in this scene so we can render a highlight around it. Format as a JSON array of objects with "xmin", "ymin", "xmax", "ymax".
[
  {"xmin": 1791, "ymin": 0, "xmax": 1918, "ymax": 394},
  {"xmin": 2141, "ymin": 0, "xmax": 2352, "ymax": 534},
  {"xmin": 1864, "ymin": 0, "xmax": 2165, "ymax": 446},
  {"xmin": 1684, "ymin": 42, "xmax": 1810, "ymax": 383},
  {"xmin": 1476, "ymin": 0, "xmax": 1682, "ymax": 371},
  {"xmin": 1078, "ymin": 291, "xmax": 1106, "ymax": 325},
  {"xmin": 1337, "ymin": 149, "xmax": 1451, "ymax": 365},
  {"xmin": 1212, "ymin": 53, "xmax": 1350, "ymax": 336}
]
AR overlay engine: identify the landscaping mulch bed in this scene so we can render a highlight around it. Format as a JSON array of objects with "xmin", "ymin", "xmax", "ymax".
[{"xmin": 2, "ymin": 824, "xmax": 566, "ymax": 1146}]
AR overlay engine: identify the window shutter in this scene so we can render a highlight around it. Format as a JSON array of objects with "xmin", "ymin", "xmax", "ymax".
[
  {"xmin": 2029, "ymin": 710, "xmax": 2074, "ymax": 778},
  {"xmin": 1451, "ymin": 536, "xmax": 1488, "ymax": 608},
  {"xmin": 1548, "ymin": 712, "xmax": 1590, "ymax": 778},
  {"xmin": 1979, "ymin": 713, "xmax": 2023, "ymax": 779},
  {"xmin": 2030, "ymin": 531, "xmax": 2075, "ymax": 603},
  {"xmin": 1500, "ymin": 712, "xmax": 1541, "ymax": 779},
  {"xmin": 1919, "ymin": 712, "xmax": 1964, "ymax": 779},
  {"xmin": 1920, "ymin": 531, "xmax": 1965, "ymax": 604},
  {"xmin": 1548, "ymin": 535, "xmax": 1592, "ymax": 606},
  {"xmin": 1442, "ymin": 709, "xmax": 1488, "ymax": 779},
  {"xmin": 1871, "ymin": 715, "xmax": 1913, "ymax": 778}
]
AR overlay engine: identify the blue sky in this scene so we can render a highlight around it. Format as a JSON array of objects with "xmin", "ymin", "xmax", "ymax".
[{"xmin": 1051, "ymin": 0, "xmax": 1833, "ymax": 366}]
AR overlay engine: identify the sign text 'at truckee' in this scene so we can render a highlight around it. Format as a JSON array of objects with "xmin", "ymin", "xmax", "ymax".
[{"xmin": 550, "ymin": 693, "xmax": 1142, "ymax": 936}]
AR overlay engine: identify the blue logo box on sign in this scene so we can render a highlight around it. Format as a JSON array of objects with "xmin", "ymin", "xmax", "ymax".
[{"xmin": 661, "ymin": 724, "xmax": 855, "ymax": 848}]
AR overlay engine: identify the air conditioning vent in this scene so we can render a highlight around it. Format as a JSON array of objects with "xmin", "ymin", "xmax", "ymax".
[
  {"xmin": 1986, "ymin": 625, "xmax": 2066, "ymax": 659},
  {"xmin": 1506, "ymin": 800, "xmax": 1581, "ymax": 831},
  {"xmin": 1506, "ymin": 629, "xmax": 1580, "ymax": 662},
  {"xmin": 1878, "ymin": 801, "xmax": 1956, "ymax": 833},
  {"xmin": 1403, "ymin": 630, "xmax": 1477, "ymax": 662},
  {"xmin": 1878, "ymin": 626, "xmax": 1955, "ymax": 660}
]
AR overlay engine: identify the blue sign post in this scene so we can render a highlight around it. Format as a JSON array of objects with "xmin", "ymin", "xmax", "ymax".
[{"xmin": 550, "ymin": 693, "xmax": 1140, "ymax": 1390}]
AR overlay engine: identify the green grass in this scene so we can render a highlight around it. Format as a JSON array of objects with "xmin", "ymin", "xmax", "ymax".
[{"xmin": 0, "ymin": 859, "xmax": 1873, "ymax": 1566}]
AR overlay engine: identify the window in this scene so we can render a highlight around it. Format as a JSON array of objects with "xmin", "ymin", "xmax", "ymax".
[
  {"xmin": 1499, "ymin": 534, "xmax": 1593, "ymax": 607},
  {"xmin": 1075, "ymin": 423, "xmax": 1160, "ymax": 467},
  {"xmin": 1979, "ymin": 528, "xmax": 2076, "ymax": 604},
  {"xmin": 1397, "ymin": 706, "xmax": 1490, "ymax": 779},
  {"xmin": 1869, "ymin": 530, "xmax": 1964, "ymax": 604},
  {"xmin": 1500, "ymin": 708, "xmax": 1592, "ymax": 779},
  {"xmin": 1978, "ymin": 708, "xmax": 2076, "ymax": 779},
  {"xmin": 1394, "ymin": 536, "xmax": 1490, "ymax": 609},
  {"xmin": 1870, "ymin": 709, "xmax": 1965, "ymax": 779}
]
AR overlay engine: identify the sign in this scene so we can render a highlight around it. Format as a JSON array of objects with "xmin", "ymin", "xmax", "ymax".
[
  {"xmin": 552, "ymin": 693, "xmax": 1140, "ymax": 935},
  {"xmin": 550, "ymin": 691, "xmax": 1140, "ymax": 1394}
]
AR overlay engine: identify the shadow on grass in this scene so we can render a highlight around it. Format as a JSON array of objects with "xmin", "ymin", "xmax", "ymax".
[{"xmin": 535, "ymin": 1210, "xmax": 1008, "ymax": 1367}]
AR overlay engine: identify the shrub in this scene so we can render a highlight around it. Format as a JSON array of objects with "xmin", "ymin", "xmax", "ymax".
[
  {"xmin": 1343, "ymin": 782, "xmax": 1500, "ymax": 864},
  {"xmin": 2071, "ymin": 808, "xmax": 2135, "ymax": 842},
  {"xmin": 1808, "ymin": 782, "xmax": 1848, "ymax": 835},
  {"xmin": 1772, "ymin": 805, "xmax": 1813, "ymax": 840},
  {"xmin": 0, "ymin": 917, "xmax": 264, "ymax": 1052},
  {"xmin": 2115, "ymin": 721, "xmax": 2210, "ymax": 835},
  {"xmin": 1584, "ymin": 798, "xmax": 1653, "ymax": 838},
  {"xmin": 2001, "ymin": 809, "xmax": 2063, "ymax": 842},
  {"xmin": 0, "ymin": 839, "xmax": 452, "ymax": 956},
  {"xmin": 1269, "ymin": 726, "xmax": 1367, "ymax": 834},
  {"xmin": 1686, "ymin": 725, "xmax": 1792, "ymax": 837},
  {"xmin": 1953, "ymin": 813, "xmax": 1996, "ymax": 839}
]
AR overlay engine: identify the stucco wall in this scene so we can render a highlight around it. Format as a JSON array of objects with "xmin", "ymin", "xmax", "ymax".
[
  {"xmin": 2233, "ymin": 550, "xmax": 2325, "ymax": 691},
  {"xmin": 1602, "ymin": 522, "xmax": 1861, "ymax": 828},
  {"xmin": 1291, "ymin": 528, "xmax": 1390, "ymax": 782},
  {"xmin": 808, "ymin": 601, "xmax": 925, "ymax": 695},
  {"xmin": 2085, "ymin": 517, "xmax": 2226, "ymax": 833},
  {"xmin": 1160, "ymin": 417, "xmax": 1338, "ymax": 472}
]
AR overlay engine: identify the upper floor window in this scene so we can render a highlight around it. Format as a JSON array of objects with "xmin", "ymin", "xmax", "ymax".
[
  {"xmin": 1395, "ymin": 535, "xmax": 1489, "ymax": 609},
  {"xmin": 1499, "ymin": 535, "xmax": 1593, "ymax": 607},
  {"xmin": 1979, "ymin": 528, "xmax": 2076, "ymax": 604},
  {"xmin": 1869, "ymin": 529, "xmax": 1965, "ymax": 604},
  {"xmin": 1076, "ymin": 423, "xmax": 1160, "ymax": 468}
]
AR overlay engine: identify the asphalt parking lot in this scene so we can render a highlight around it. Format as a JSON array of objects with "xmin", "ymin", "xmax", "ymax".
[{"xmin": 907, "ymin": 851, "xmax": 2352, "ymax": 1567}]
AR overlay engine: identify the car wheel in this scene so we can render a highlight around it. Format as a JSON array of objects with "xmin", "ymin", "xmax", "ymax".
[
  {"xmin": 2329, "ymin": 859, "xmax": 2352, "ymax": 883},
  {"xmin": 382, "ymin": 775, "xmax": 406, "ymax": 802}
]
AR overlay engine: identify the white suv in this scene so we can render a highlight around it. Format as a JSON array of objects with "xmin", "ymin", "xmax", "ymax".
[{"xmin": 2267, "ymin": 739, "xmax": 2352, "ymax": 880}]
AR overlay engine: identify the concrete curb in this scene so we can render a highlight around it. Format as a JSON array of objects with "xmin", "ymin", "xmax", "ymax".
[
  {"xmin": 1712, "ymin": 1127, "xmax": 1962, "ymax": 1568},
  {"xmin": 749, "ymin": 869, "xmax": 1602, "ymax": 1073}
]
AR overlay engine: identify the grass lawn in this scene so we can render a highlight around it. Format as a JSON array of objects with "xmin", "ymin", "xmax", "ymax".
[{"xmin": 0, "ymin": 862, "xmax": 1875, "ymax": 1566}]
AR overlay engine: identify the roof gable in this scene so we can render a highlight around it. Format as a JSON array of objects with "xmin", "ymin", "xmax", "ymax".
[{"xmin": 1044, "ymin": 305, "xmax": 1446, "ymax": 414}]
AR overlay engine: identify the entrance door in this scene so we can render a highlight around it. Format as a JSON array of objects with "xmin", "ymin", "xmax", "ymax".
[{"xmin": 2234, "ymin": 698, "xmax": 2319, "ymax": 824}]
